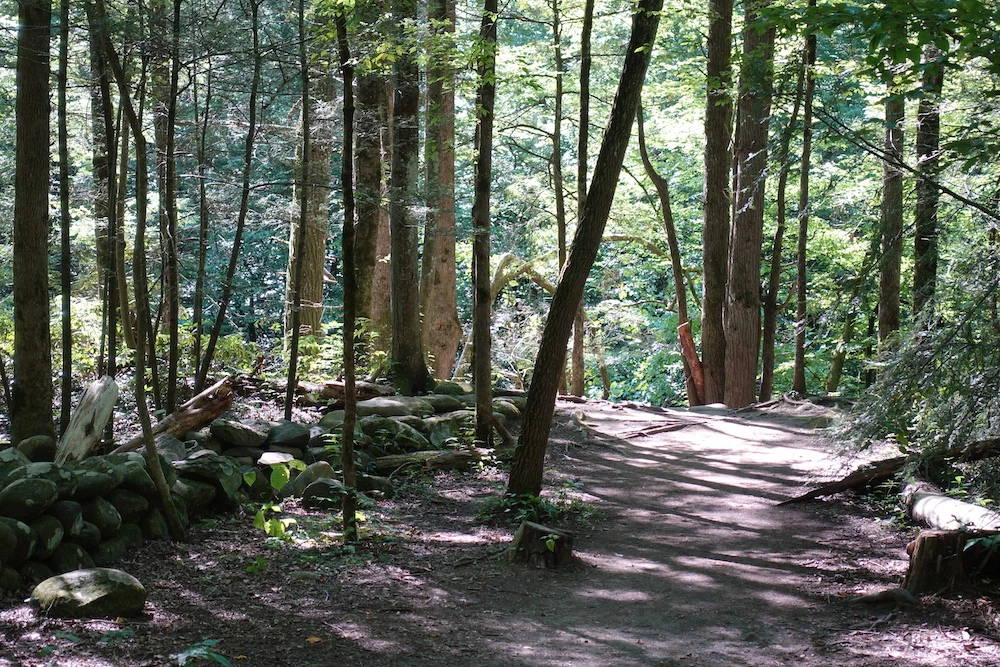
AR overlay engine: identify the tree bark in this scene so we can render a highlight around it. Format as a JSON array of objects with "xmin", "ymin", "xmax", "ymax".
[
  {"xmin": 913, "ymin": 44, "xmax": 945, "ymax": 319},
  {"xmin": 57, "ymin": 0, "xmax": 72, "ymax": 434},
  {"xmin": 421, "ymin": 0, "xmax": 462, "ymax": 381},
  {"xmin": 879, "ymin": 91, "xmax": 905, "ymax": 346},
  {"xmin": 724, "ymin": 0, "xmax": 775, "ymax": 408},
  {"xmin": 701, "ymin": 0, "xmax": 733, "ymax": 404},
  {"xmin": 389, "ymin": 0, "xmax": 432, "ymax": 394},
  {"xmin": 507, "ymin": 0, "xmax": 662, "ymax": 497},
  {"xmin": 472, "ymin": 0, "xmax": 498, "ymax": 444},
  {"xmin": 12, "ymin": 0, "xmax": 56, "ymax": 444}
]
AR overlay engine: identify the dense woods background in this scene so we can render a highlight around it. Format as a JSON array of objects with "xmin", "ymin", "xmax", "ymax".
[{"xmin": 2, "ymin": 0, "xmax": 1000, "ymax": 495}]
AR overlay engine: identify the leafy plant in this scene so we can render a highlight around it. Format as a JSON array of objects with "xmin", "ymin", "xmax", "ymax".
[
  {"xmin": 252, "ymin": 503, "xmax": 297, "ymax": 540},
  {"xmin": 171, "ymin": 638, "xmax": 232, "ymax": 666}
]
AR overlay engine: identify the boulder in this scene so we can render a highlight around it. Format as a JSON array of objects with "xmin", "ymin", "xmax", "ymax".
[
  {"xmin": 30, "ymin": 568, "xmax": 146, "ymax": 618},
  {"xmin": 492, "ymin": 399, "xmax": 521, "ymax": 420},
  {"xmin": 0, "ymin": 478, "xmax": 58, "ymax": 521},
  {"xmin": 72, "ymin": 521, "xmax": 102, "ymax": 550},
  {"xmin": 357, "ymin": 396, "xmax": 434, "ymax": 418},
  {"xmin": 422, "ymin": 394, "xmax": 465, "ymax": 414},
  {"xmin": 173, "ymin": 452, "xmax": 242, "ymax": 505},
  {"xmin": 423, "ymin": 410, "xmax": 475, "ymax": 448},
  {"xmin": 301, "ymin": 478, "xmax": 347, "ymax": 511},
  {"xmin": 0, "ymin": 517, "xmax": 37, "ymax": 567},
  {"xmin": 117, "ymin": 523, "xmax": 144, "ymax": 550},
  {"xmin": 80, "ymin": 497, "xmax": 122, "ymax": 540},
  {"xmin": 47, "ymin": 500, "xmax": 84, "ymax": 538},
  {"xmin": 280, "ymin": 461, "xmax": 336, "ymax": 499},
  {"xmin": 91, "ymin": 536, "xmax": 129, "ymax": 567},
  {"xmin": 318, "ymin": 410, "xmax": 345, "ymax": 431},
  {"xmin": 17, "ymin": 435, "xmax": 56, "ymax": 463},
  {"xmin": 6, "ymin": 462, "xmax": 78, "ymax": 498},
  {"xmin": 0, "ymin": 520, "xmax": 17, "ymax": 565},
  {"xmin": 138, "ymin": 510, "xmax": 170, "ymax": 541},
  {"xmin": 153, "ymin": 434, "xmax": 189, "ymax": 462},
  {"xmin": 27, "ymin": 515, "xmax": 64, "ymax": 561},
  {"xmin": 106, "ymin": 489, "xmax": 149, "ymax": 524},
  {"xmin": 434, "ymin": 381, "xmax": 472, "ymax": 396},
  {"xmin": 115, "ymin": 460, "xmax": 158, "ymax": 500},
  {"xmin": 266, "ymin": 420, "xmax": 310, "ymax": 449},
  {"xmin": 210, "ymin": 418, "xmax": 269, "ymax": 448},
  {"xmin": 258, "ymin": 451, "xmax": 295, "ymax": 466},
  {"xmin": 357, "ymin": 473, "xmax": 395, "ymax": 499},
  {"xmin": 20, "ymin": 560, "xmax": 54, "ymax": 586},
  {"xmin": 0, "ymin": 565, "xmax": 23, "ymax": 592},
  {"xmin": 68, "ymin": 470, "xmax": 118, "ymax": 501},
  {"xmin": 45, "ymin": 543, "xmax": 95, "ymax": 574},
  {"xmin": 0, "ymin": 448, "xmax": 31, "ymax": 485},
  {"xmin": 171, "ymin": 479, "xmax": 217, "ymax": 515}
]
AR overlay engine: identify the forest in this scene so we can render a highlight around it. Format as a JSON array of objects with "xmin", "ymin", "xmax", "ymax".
[{"xmin": 1, "ymin": 0, "xmax": 1000, "ymax": 662}]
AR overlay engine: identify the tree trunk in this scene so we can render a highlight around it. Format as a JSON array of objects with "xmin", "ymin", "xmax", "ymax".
[
  {"xmin": 507, "ymin": 0, "xmax": 662, "ymax": 497},
  {"xmin": 12, "ymin": 0, "xmax": 56, "ymax": 444},
  {"xmin": 506, "ymin": 521, "xmax": 575, "ymax": 568},
  {"xmin": 336, "ymin": 12, "xmax": 359, "ymax": 543},
  {"xmin": 879, "ymin": 91, "xmax": 905, "ymax": 346},
  {"xmin": 724, "ymin": 0, "xmax": 775, "ymax": 409},
  {"xmin": 701, "ymin": 0, "xmax": 733, "ymax": 404},
  {"xmin": 57, "ymin": 0, "xmax": 72, "ymax": 434},
  {"xmin": 421, "ymin": 0, "xmax": 461, "ymax": 381},
  {"xmin": 904, "ymin": 530, "xmax": 968, "ymax": 596},
  {"xmin": 472, "ymin": 0, "xmax": 498, "ymax": 444},
  {"xmin": 389, "ymin": 0, "xmax": 432, "ymax": 395},
  {"xmin": 792, "ymin": 20, "xmax": 816, "ymax": 395},
  {"xmin": 192, "ymin": 61, "xmax": 213, "ymax": 384},
  {"xmin": 56, "ymin": 376, "xmax": 118, "ymax": 463},
  {"xmin": 913, "ymin": 44, "xmax": 945, "ymax": 319},
  {"xmin": 286, "ymin": 71, "xmax": 336, "ymax": 344}
]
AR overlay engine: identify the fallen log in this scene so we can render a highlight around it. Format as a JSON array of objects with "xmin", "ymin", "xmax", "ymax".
[
  {"xmin": 781, "ymin": 437, "xmax": 1000, "ymax": 505},
  {"xmin": 55, "ymin": 376, "xmax": 119, "ymax": 463},
  {"xmin": 294, "ymin": 379, "xmax": 393, "ymax": 407},
  {"xmin": 374, "ymin": 448, "xmax": 489, "ymax": 476},
  {"xmin": 112, "ymin": 376, "xmax": 234, "ymax": 454},
  {"xmin": 904, "ymin": 481, "xmax": 1000, "ymax": 531}
]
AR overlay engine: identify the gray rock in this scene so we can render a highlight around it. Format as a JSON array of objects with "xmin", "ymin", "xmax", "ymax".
[
  {"xmin": 27, "ymin": 515, "xmax": 64, "ymax": 561},
  {"xmin": 153, "ymin": 434, "xmax": 189, "ymax": 462},
  {"xmin": 173, "ymin": 452, "xmax": 242, "ymax": 505},
  {"xmin": 30, "ymin": 568, "xmax": 146, "ymax": 618},
  {"xmin": 72, "ymin": 457, "xmax": 125, "ymax": 489},
  {"xmin": 106, "ymin": 488, "xmax": 149, "ymax": 524},
  {"xmin": 80, "ymin": 497, "xmax": 122, "ymax": 540},
  {"xmin": 392, "ymin": 422, "xmax": 431, "ymax": 453},
  {"xmin": 492, "ymin": 399, "xmax": 521, "ymax": 420},
  {"xmin": 434, "ymin": 380, "xmax": 471, "ymax": 396},
  {"xmin": 210, "ymin": 418, "xmax": 269, "ymax": 448},
  {"xmin": 171, "ymin": 479, "xmax": 216, "ymax": 514},
  {"xmin": 0, "ymin": 517, "xmax": 37, "ymax": 567},
  {"xmin": 357, "ymin": 473, "xmax": 395, "ymax": 499},
  {"xmin": 16, "ymin": 435, "xmax": 56, "ymax": 463},
  {"xmin": 45, "ymin": 543, "xmax": 95, "ymax": 574},
  {"xmin": 68, "ymin": 470, "xmax": 118, "ymax": 501},
  {"xmin": 395, "ymin": 415, "xmax": 428, "ymax": 433},
  {"xmin": 423, "ymin": 410, "xmax": 475, "ymax": 448},
  {"xmin": 116, "ymin": 460, "xmax": 157, "ymax": 500},
  {"xmin": 0, "ymin": 447, "xmax": 32, "ymax": 485},
  {"xmin": 6, "ymin": 462, "xmax": 78, "ymax": 498},
  {"xmin": 71, "ymin": 521, "xmax": 102, "ymax": 550},
  {"xmin": 0, "ymin": 565, "xmax": 23, "ymax": 592},
  {"xmin": 280, "ymin": 461, "xmax": 336, "ymax": 499},
  {"xmin": 47, "ymin": 500, "xmax": 84, "ymax": 538},
  {"xmin": 357, "ymin": 396, "xmax": 434, "ymax": 418},
  {"xmin": 118, "ymin": 523, "xmax": 143, "ymax": 550},
  {"xmin": 267, "ymin": 420, "xmax": 310, "ymax": 448},
  {"xmin": 0, "ymin": 520, "xmax": 17, "ymax": 565},
  {"xmin": 91, "ymin": 536, "xmax": 129, "ymax": 567},
  {"xmin": 318, "ymin": 410, "xmax": 345, "ymax": 430},
  {"xmin": 20, "ymin": 560, "xmax": 54, "ymax": 586},
  {"xmin": 263, "ymin": 444, "xmax": 304, "ymax": 460},
  {"xmin": 258, "ymin": 451, "xmax": 295, "ymax": 466},
  {"xmin": 422, "ymin": 393, "xmax": 466, "ymax": 414},
  {"xmin": 0, "ymin": 478, "xmax": 58, "ymax": 521},
  {"xmin": 301, "ymin": 478, "xmax": 347, "ymax": 510},
  {"xmin": 138, "ymin": 510, "xmax": 170, "ymax": 540},
  {"xmin": 220, "ymin": 446, "xmax": 264, "ymax": 460}
]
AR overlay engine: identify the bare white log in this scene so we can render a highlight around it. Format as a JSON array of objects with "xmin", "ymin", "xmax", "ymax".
[{"xmin": 55, "ymin": 375, "xmax": 119, "ymax": 463}]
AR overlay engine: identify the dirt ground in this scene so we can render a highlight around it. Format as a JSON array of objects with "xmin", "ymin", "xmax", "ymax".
[{"xmin": 2, "ymin": 398, "xmax": 1000, "ymax": 666}]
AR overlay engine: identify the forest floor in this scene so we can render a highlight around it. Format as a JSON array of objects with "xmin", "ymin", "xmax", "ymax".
[{"xmin": 3, "ymin": 397, "xmax": 1000, "ymax": 666}]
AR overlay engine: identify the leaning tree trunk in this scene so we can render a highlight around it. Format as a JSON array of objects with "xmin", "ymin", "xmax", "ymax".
[{"xmin": 507, "ymin": 0, "xmax": 662, "ymax": 497}]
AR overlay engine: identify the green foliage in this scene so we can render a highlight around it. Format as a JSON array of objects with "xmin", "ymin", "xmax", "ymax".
[
  {"xmin": 171, "ymin": 639, "xmax": 232, "ymax": 667},
  {"xmin": 252, "ymin": 503, "xmax": 297, "ymax": 540},
  {"xmin": 477, "ymin": 479, "xmax": 599, "ymax": 526}
]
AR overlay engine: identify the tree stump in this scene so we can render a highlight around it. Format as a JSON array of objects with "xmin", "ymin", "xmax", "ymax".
[
  {"xmin": 903, "ymin": 529, "xmax": 968, "ymax": 596},
  {"xmin": 55, "ymin": 376, "xmax": 119, "ymax": 463},
  {"xmin": 505, "ymin": 521, "xmax": 575, "ymax": 568}
]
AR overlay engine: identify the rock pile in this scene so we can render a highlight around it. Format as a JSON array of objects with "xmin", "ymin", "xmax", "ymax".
[{"xmin": 0, "ymin": 383, "xmax": 525, "ymax": 594}]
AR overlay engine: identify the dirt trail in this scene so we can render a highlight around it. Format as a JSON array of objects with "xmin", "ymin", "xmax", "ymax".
[{"xmin": 2, "ymin": 401, "xmax": 999, "ymax": 666}]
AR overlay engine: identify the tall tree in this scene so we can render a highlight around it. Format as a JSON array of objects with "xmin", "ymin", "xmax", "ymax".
[
  {"xmin": 792, "ymin": 15, "xmax": 817, "ymax": 395},
  {"xmin": 12, "ymin": 0, "xmax": 56, "ymax": 444},
  {"xmin": 57, "ymin": 0, "xmax": 72, "ymax": 433},
  {"xmin": 507, "ymin": 0, "xmax": 662, "ymax": 497},
  {"xmin": 701, "ymin": 0, "xmax": 733, "ymax": 404},
  {"xmin": 420, "ymin": 0, "xmax": 462, "ymax": 380},
  {"xmin": 472, "ymin": 0, "xmax": 497, "ymax": 445},
  {"xmin": 723, "ymin": 0, "xmax": 776, "ymax": 408},
  {"xmin": 572, "ymin": 0, "xmax": 595, "ymax": 398},
  {"xmin": 913, "ymin": 44, "xmax": 945, "ymax": 318},
  {"xmin": 389, "ymin": 0, "xmax": 432, "ymax": 394},
  {"xmin": 879, "ymin": 90, "xmax": 905, "ymax": 346}
]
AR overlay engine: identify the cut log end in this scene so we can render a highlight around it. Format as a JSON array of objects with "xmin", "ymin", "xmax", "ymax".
[
  {"xmin": 904, "ymin": 530, "xmax": 968, "ymax": 596},
  {"xmin": 505, "ymin": 521, "xmax": 575, "ymax": 568}
]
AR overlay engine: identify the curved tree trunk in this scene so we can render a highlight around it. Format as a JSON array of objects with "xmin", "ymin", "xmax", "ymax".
[{"xmin": 507, "ymin": 0, "xmax": 662, "ymax": 497}]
